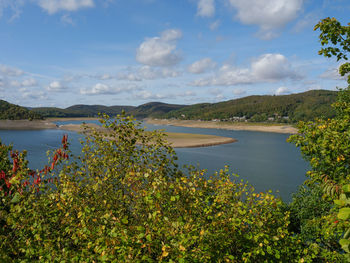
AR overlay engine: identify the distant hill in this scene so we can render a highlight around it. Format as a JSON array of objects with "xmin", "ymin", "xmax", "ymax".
[
  {"xmin": 128, "ymin": 102, "xmax": 187, "ymax": 118},
  {"xmin": 31, "ymin": 102, "xmax": 186, "ymax": 118},
  {"xmin": 32, "ymin": 105, "xmax": 135, "ymax": 118},
  {"xmin": 162, "ymin": 90, "xmax": 338, "ymax": 123},
  {"xmin": 4, "ymin": 90, "xmax": 338, "ymax": 122},
  {"xmin": 0, "ymin": 100, "xmax": 43, "ymax": 120}
]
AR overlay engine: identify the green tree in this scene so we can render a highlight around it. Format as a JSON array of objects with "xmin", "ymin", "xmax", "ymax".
[{"xmin": 289, "ymin": 17, "xmax": 350, "ymax": 257}]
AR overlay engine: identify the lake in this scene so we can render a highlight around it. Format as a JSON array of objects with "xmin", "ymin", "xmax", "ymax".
[{"xmin": 0, "ymin": 121, "xmax": 309, "ymax": 202}]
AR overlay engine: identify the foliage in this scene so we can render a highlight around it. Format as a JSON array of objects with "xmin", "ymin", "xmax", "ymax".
[
  {"xmin": 0, "ymin": 100, "xmax": 42, "ymax": 120},
  {"xmin": 31, "ymin": 102, "xmax": 184, "ymax": 118},
  {"xmin": 314, "ymin": 17, "xmax": 350, "ymax": 84},
  {"xmin": 164, "ymin": 90, "xmax": 337, "ymax": 123},
  {"xmin": 287, "ymin": 184, "xmax": 343, "ymax": 258},
  {"xmin": 289, "ymin": 17, "xmax": 350, "ymax": 259},
  {"xmin": 28, "ymin": 90, "xmax": 337, "ymax": 122},
  {"xmin": 2, "ymin": 114, "xmax": 342, "ymax": 262}
]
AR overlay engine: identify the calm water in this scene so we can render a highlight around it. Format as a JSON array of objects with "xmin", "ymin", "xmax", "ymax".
[{"xmin": 0, "ymin": 121, "xmax": 309, "ymax": 202}]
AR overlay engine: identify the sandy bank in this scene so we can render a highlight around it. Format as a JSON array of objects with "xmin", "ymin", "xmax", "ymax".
[
  {"xmin": 58, "ymin": 124, "xmax": 236, "ymax": 148},
  {"xmin": 47, "ymin": 117, "xmax": 99, "ymax": 122},
  {"xmin": 146, "ymin": 119, "xmax": 298, "ymax": 134},
  {"xmin": 0, "ymin": 120, "xmax": 58, "ymax": 130}
]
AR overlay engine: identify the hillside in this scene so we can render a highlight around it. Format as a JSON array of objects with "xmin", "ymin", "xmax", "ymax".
[
  {"xmin": 32, "ymin": 102, "xmax": 186, "ymax": 118},
  {"xmin": 0, "ymin": 100, "xmax": 42, "ymax": 120},
  {"xmin": 32, "ymin": 105, "xmax": 135, "ymax": 118},
  {"xmin": 162, "ymin": 90, "xmax": 338, "ymax": 122},
  {"xmin": 5, "ymin": 90, "xmax": 338, "ymax": 122},
  {"xmin": 128, "ymin": 102, "xmax": 187, "ymax": 118}
]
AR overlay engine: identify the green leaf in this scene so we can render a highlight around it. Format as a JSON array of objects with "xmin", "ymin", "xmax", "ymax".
[
  {"xmin": 10, "ymin": 192, "xmax": 20, "ymax": 204},
  {"xmin": 340, "ymin": 239, "xmax": 350, "ymax": 253},
  {"xmin": 343, "ymin": 184, "xmax": 350, "ymax": 193},
  {"xmin": 338, "ymin": 208, "xmax": 350, "ymax": 220}
]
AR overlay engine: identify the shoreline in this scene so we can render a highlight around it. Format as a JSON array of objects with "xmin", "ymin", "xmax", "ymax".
[
  {"xmin": 146, "ymin": 119, "xmax": 298, "ymax": 134},
  {"xmin": 0, "ymin": 120, "xmax": 237, "ymax": 148},
  {"xmin": 0, "ymin": 120, "xmax": 58, "ymax": 130}
]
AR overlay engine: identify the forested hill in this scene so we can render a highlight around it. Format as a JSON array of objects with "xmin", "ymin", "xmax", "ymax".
[
  {"xmin": 31, "ymin": 102, "xmax": 185, "ymax": 118},
  {"xmin": 31, "ymin": 105, "xmax": 135, "ymax": 118},
  {"xmin": 0, "ymin": 100, "xmax": 42, "ymax": 120},
  {"xmin": 1, "ymin": 90, "xmax": 338, "ymax": 122},
  {"xmin": 162, "ymin": 90, "xmax": 338, "ymax": 122}
]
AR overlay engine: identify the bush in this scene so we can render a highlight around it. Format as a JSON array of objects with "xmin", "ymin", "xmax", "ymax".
[{"xmin": 0, "ymin": 114, "xmax": 314, "ymax": 262}]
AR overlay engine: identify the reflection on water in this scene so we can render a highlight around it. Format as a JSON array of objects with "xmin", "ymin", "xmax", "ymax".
[{"xmin": 0, "ymin": 121, "xmax": 308, "ymax": 202}]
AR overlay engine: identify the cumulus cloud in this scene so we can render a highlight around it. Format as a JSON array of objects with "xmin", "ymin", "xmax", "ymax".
[
  {"xmin": 196, "ymin": 0, "xmax": 215, "ymax": 17},
  {"xmin": 191, "ymin": 53, "xmax": 301, "ymax": 86},
  {"xmin": 118, "ymin": 66, "xmax": 181, "ymax": 81},
  {"xmin": 136, "ymin": 29, "xmax": 182, "ymax": 67},
  {"xmin": 188, "ymin": 58, "xmax": 216, "ymax": 74},
  {"xmin": 133, "ymin": 90, "xmax": 168, "ymax": 100},
  {"xmin": 20, "ymin": 88, "xmax": 47, "ymax": 100},
  {"xmin": 81, "ymin": 83, "xmax": 140, "ymax": 95},
  {"xmin": 0, "ymin": 64, "xmax": 24, "ymax": 76},
  {"xmin": 275, "ymin": 86, "xmax": 290, "ymax": 95},
  {"xmin": 251, "ymin": 53, "xmax": 300, "ymax": 81},
  {"xmin": 47, "ymin": 81, "xmax": 67, "ymax": 92},
  {"xmin": 21, "ymin": 78, "xmax": 38, "ymax": 87},
  {"xmin": 9, "ymin": 78, "xmax": 37, "ymax": 87},
  {"xmin": 228, "ymin": 0, "xmax": 303, "ymax": 39},
  {"xmin": 37, "ymin": 0, "xmax": 94, "ymax": 14}
]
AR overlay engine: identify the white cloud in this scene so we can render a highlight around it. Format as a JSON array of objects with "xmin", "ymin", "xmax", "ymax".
[
  {"xmin": 136, "ymin": 29, "xmax": 182, "ymax": 67},
  {"xmin": 133, "ymin": 90, "xmax": 168, "ymax": 100},
  {"xmin": 228, "ymin": 0, "xmax": 303, "ymax": 39},
  {"xmin": 275, "ymin": 86, "xmax": 290, "ymax": 95},
  {"xmin": 209, "ymin": 20, "xmax": 220, "ymax": 30},
  {"xmin": 47, "ymin": 81, "xmax": 67, "ymax": 92},
  {"xmin": 81, "ymin": 83, "xmax": 140, "ymax": 95},
  {"xmin": 37, "ymin": 0, "xmax": 94, "ymax": 14},
  {"xmin": 251, "ymin": 53, "xmax": 300, "ymax": 81},
  {"xmin": 196, "ymin": 0, "xmax": 215, "ymax": 17},
  {"xmin": 161, "ymin": 29, "xmax": 183, "ymax": 42},
  {"xmin": 188, "ymin": 58, "xmax": 216, "ymax": 74},
  {"xmin": 20, "ymin": 88, "xmax": 47, "ymax": 100},
  {"xmin": 21, "ymin": 78, "xmax": 38, "ymax": 87},
  {"xmin": 9, "ymin": 78, "xmax": 37, "ymax": 87},
  {"xmin": 118, "ymin": 66, "xmax": 181, "ymax": 81},
  {"xmin": 191, "ymin": 53, "xmax": 301, "ymax": 86},
  {"xmin": 0, "ymin": 64, "xmax": 24, "ymax": 76}
]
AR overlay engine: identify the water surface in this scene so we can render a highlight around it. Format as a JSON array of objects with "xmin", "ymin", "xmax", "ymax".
[{"xmin": 0, "ymin": 121, "xmax": 308, "ymax": 202}]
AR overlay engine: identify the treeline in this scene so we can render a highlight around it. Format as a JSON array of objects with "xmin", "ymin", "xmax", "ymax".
[
  {"xmin": 31, "ymin": 102, "xmax": 185, "ymax": 119},
  {"xmin": 0, "ymin": 100, "xmax": 42, "ymax": 120},
  {"xmin": 163, "ymin": 90, "xmax": 338, "ymax": 123},
  {"xmin": 0, "ymin": 90, "xmax": 338, "ymax": 122}
]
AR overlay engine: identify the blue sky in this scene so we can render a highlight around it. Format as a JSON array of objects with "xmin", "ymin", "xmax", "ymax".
[{"xmin": 0, "ymin": 0, "xmax": 349, "ymax": 108}]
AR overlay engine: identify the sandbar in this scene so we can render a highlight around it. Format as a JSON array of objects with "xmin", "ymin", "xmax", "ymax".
[
  {"xmin": 146, "ymin": 119, "xmax": 298, "ymax": 134},
  {"xmin": 58, "ymin": 123, "xmax": 236, "ymax": 148}
]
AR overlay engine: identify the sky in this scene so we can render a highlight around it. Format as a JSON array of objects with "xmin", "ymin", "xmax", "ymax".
[{"xmin": 0, "ymin": 0, "xmax": 349, "ymax": 108}]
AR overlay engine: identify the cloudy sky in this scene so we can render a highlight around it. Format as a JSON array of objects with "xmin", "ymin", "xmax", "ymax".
[{"xmin": 0, "ymin": 0, "xmax": 349, "ymax": 107}]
